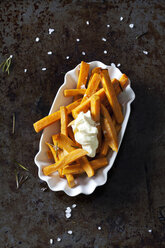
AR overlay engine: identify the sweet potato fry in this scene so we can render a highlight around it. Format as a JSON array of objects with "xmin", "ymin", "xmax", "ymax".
[
  {"xmin": 72, "ymin": 88, "xmax": 105, "ymax": 119},
  {"xmin": 33, "ymin": 98, "xmax": 82, "ymax": 133},
  {"xmin": 78, "ymin": 156, "xmax": 94, "ymax": 177},
  {"xmin": 52, "ymin": 133, "xmax": 79, "ymax": 152},
  {"xmin": 43, "ymin": 149, "xmax": 87, "ymax": 176},
  {"xmin": 66, "ymin": 174, "xmax": 76, "ymax": 188},
  {"xmin": 62, "ymin": 157, "xmax": 108, "ymax": 175},
  {"xmin": 116, "ymin": 123, "xmax": 122, "ymax": 134},
  {"xmin": 64, "ymin": 89, "xmax": 86, "ymax": 97},
  {"xmin": 90, "ymin": 95, "xmax": 102, "ymax": 152},
  {"xmin": 81, "ymin": 73, "xmax": 101, "ymax": 103},
  {"xmin": 60, "ymin": 106, "xmax": 68, "ymax": 136},
  {"xmin": 99, "ymin": 139, "xmax": 109, "ymax": 156},
  {"xmin": 46, "ymin": 142, "xmax": 58, "ymax": 162},
  {"xmin": 119, "ymin": 74, "xmax": 129, "ymax": 90},
  {"xmin": 111, "ymin": 78, "xmax": 122, "ymax": 95},
  {"xmin": 101, "ymin": 69, "xmax": 123, "ymax": 124},
  {"xmin": 101, "ymin": 104, "xmax": 118, "ymax": 152},
  {"xmin": 47, "ymin": 150, "xmax": 53, "ymax": 159}
]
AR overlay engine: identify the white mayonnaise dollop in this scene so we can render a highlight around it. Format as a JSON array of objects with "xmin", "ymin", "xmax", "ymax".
[{"xmin": 71, "ymin": 110, "xmax": 98, "ymax": 157}]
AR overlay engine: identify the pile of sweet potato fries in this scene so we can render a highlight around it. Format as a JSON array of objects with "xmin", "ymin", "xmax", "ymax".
[{"xmin": 33, "ymin": 61, "xmax": 129, "ymax": 187}]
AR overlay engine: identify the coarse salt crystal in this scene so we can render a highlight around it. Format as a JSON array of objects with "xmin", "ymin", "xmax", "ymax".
[
  {"xmin": 10, "ymin": 55, "xmax": 13, "ymax": 58},
  {"xmin": 98, "ymin": 226, "xmax": 102, "ymax": 230},
  {"xmin": 42, "ymin": 68, "xmax": 47, "ymax": 71},
  {"xmin": 66, "ymin": 56, "xmax": 70, "ymax": 59},
  {"xmin": 65, "ymin": 208, "xmax": 71, "ymax": 213},
  {"xmin": 102, "ymin": 37, "xmax": 106, "ymax": 42},
  {"xmin": 111, "ymin": 63, "xmax": 116, "ymax": 67},
  {"xmin": 107, "ymin": 24, "xmax": 110, "ymax": 28},
  {"xmin": 24, "ymin": 69, "xmax": 27, "ymax": 73},
  {"xmin": 66, "ymin": 213, "xmax": 71, "ymax": 219},
  {"xmin": 47, "ymin": 51, "xmax": 52, "ymax": 55},
  {"xmin": 86, "ymin": 21, "xmax": 89, "ymax": 25},
  {"xmin": 143, "ymin": 50, "xmax": 148, "ymax": 55},
  {"xmin": 76, "ymin": 38, "xmax": 80, "ymax": 42},
  {"xmin": 80, "ymin": 84, "xmax": 86, "ymax": 89},
  {"xmin": 120, "ymin": 16, "xmax": 123, "ymax": 21},
  {"xmin": 82, "ymin": 51, "xmax": 85, "ymax": 55},
  {"xmin": 35, "ymin": 37, "xmax": 39, "ymax": 42},
  {"xmin": 104, "ymin": 50, "xmax": 107, "ymax": 54},
  {"xmin": 66, "ymin": 207, "xmax": 71, "ymax": 210},
  {"xmin": 68, "ymin": 230, "xmax": 73, "ymax": 235},
  {"xmin": 72, "ymin": 204, "xmax": 77, "ymax": 208},
  {"xmin": 57, "ymin": 237, "xmax": 61, "ymax": 242},
  {"xmin": 49, "ymin": 239, "xmax": 54, "ymax": 244},
  {"xmin": 117, "ymin": 63, "xmax": 121, "ymax": 67},
  {"xmin": 129, "ymin": 24, "xmax": 134, "ymax": 29},
  {"xmin": 49, "ymin": 28, "xmax": 54, "ymax": 34},
  {"xmin": 148, "ymin": 229, "xmax": 152, "ymax": 233}
]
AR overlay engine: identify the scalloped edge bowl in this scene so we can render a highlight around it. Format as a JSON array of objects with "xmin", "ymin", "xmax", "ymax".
[{"xmin": 34, "ymin": 61, "xmax": 135, "ymax": 196}]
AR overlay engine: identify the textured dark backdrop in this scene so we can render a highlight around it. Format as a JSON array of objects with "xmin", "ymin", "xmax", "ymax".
[{"xmin": 0, "ymin": 1, "xmax": 165, "ymax": 248}]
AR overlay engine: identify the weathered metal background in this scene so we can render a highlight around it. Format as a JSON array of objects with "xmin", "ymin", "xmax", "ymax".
[{"xmin": 0, "ymin": 0, "xmax": 165, "ymax": 247}]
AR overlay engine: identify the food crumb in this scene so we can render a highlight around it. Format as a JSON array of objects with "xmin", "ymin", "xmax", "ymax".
[
  {"xmin": 49, "ymin": 238, "xmax": 54, "ymax": 244},
  {"xmin": 148, "ymin": 229, "xmax": 152, "ymax": 233},
  {"xmin": 66, "ymin": 56, "xmax": 70, "ymax": 59},
  {"xmin": 35, "ymin": 37, "xmax": 40, "ymax": 42},
  {"xmin": 102, "ymin": 37, "xmax": 106, "ymax": 42},
  {"xmin": 117, "ymin": 63, "xmax": 121, "ymax": 67},
  {"xmin": 76, "ymin": 38, "xmax": 80, "ymax": 42},
  {"xmin": 82, "ymin": 51, "xmax": 85, "ymax": 55},
  {"xmin": 68, "ymin": 230, "xmax": 73, "ymax": 235},
  {"xmin": 120, "ymin": 16, "xmax": 123, "ymax": 21},
  {"xmin": 47, "ymin": 51, "xmax": 52, "ymax": 55},
  {"xmin": 107, "ymin": 24, "xmax": 110, "ymax": 28},
  {"xmin": 57, "ymin": 237, "xmax": 61, "ymax": 242},
  {"xmin": 86, "ymin": 21, "xmax": 89, "ymax": 25},
  {"xmin": 24, "ymin": 69, "xmax": 27, "ymax": 73},
  {"xmin": 104, "ymin": 50, "xmax": 107, "ymax": 54},
  {"xmin": 80, "ymin": 84, "xmax": 86, "ymax": 89},
  {"xmin": 129, "ymin": 24, "xmax": 134, "ymax": 29},
  {"xmin": 143, "ymin": 50, "xmax": 148, "ymax": 55},
  {"xmin": 72, "ymin": 204, "xmax": 77, "ymax": 208},
  {"xmin": 98, "ymin": 226, "xmax": 102, "ymax": 230},
  {"xmin": 42, "ymin": 68, "xmax": 47, "ymax": 71},
  {"xmin": 49, "ymin": 28, "xmax": 54, "ymax": 34}
]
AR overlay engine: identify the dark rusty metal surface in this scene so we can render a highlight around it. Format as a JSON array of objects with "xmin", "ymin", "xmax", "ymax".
[{"xmin": 0, "ymin": 0, "xmax": 165, "ymax": 247}]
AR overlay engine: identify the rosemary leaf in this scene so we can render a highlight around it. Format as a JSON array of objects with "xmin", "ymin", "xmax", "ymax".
[
  {"xmin": 71, "ymin": 145, "xmax": 80, "ymax": 149},
  {"xmin": 136, "ymin": 31, "xmax": 148, "ymax": 40},
  {"xmin": 12, "ymin": 113, "xmax": 15, "ymax": 134},
  {"xmin": 15, "ymin": 161, "xmax": 29, "ymax": 171},
  {"xmin": 0, "ymin": 55, "xmax": 12, "ymax": 74},
  {"xmin": 19, "ymin": 175, "xmax": 29, "ymax": 186},
  {"xmin": 15, "ymin": 170, "xmax": 19, "ymax": 189}
]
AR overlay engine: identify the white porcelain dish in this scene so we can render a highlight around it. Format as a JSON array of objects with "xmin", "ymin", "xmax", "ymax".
[{"xmin": 34, "ymin": 61, "xmax": 135, "ymax": 196}]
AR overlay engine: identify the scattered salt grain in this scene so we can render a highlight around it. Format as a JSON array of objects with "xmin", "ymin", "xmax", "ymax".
[
  {"xmin": 80, "ymin": 84, "xmax": 86, "ymax": 89},
  {"xmin": 143, "ymin": 50, "xmax": 148, "ymax": 55},
  {"xmin": 47, "ymin": 51, "xmax": 52, "ymax": 55},
  {"xmin": 72, "ymin": 204, "xmax": 77, "ymax": 208},
  {"xmin": 86, "ymin": 21, "xmax": 89, "ymax": 25},
  {"xmin": 98, "ymin": 226, "xmax": 102, "ymax": 230},
  {"xmin": 24, "ymin": 69, "xmax": 27, "ymax": 73},
  {"xmin": 111, "ymin": 63, "xmax": 116, "ymax": 67},
  {"xmin": 148, "ymin": 229, "xmax": 152, "ymax": 233},
  {"xmin": 41, "ymin": 187, "xmax": 47, "ymax": 192},
  {"xmin": 35, "ymin": 37, "xmax": 40, "ymax": 42},
  {"xmin": 65, "ymin": 207, "xmax": 71, "ymax": 213},
  {"xmin": 102, "ymin": 37, "xmax": 106, "ymax": 42},
  {"xmin": 82, "ymin": 51, "xmax": 85, "ymax": 55},
  {"xmin": 49, "ymin": 239, "xmax": 54, "ymax": 244},
  {"xmin": 104, "ymin": 50, "xmax": 107, "ymax": 54},
  {"xmin": 107, "ymin": 24, "xmax": 110, "ymax": 28},
  {"xmin": 66, "ymin": 56, "xmax": 70, "ymax": 59},
  {"xmin": 76, "ymin": 38, "xmax": 80, "ymax": 42},
  {"xmin": 57, "ymin": 237, "xmax": 61, "ymax": 242},
  {"xmin": 66, "ymin": 213, "xmax": 71, "ymax": 219},
  {"xmin": 49, "ymin": 28, "xmax": 54, "ymax": 34},
  {"xmin": 120, "ymin": 16, "xmax": 123, "ymax": 21},
  {"xmin": 10, "ymin": 55, "xmax": 13, "ymax": 58},
  {"xmin": 129, "ymin": 24, "xmax": 134, "ymax": 29},
  {"xmin": 42, "ymin": 68, "xmax": 47, "ymax": 71},
  {"xmin": 68, "ymin": 230, "xmax": 73, "ymax": 235},
  {"xmin": 117, "ymin": 63, "xmax": 121, "ymax": 67}
]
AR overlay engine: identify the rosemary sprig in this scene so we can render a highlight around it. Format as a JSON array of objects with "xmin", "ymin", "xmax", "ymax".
[
  {"xmin": 71, "ymin": 145, "xmax": 80, "ymax": 149},
  {"xmin": 48, "ymin": 142, "xmax": 59, "ymax": 157},
  {"xmin": 0, "ymin": 55, "xmax": 13, "ymax": 74},
  {"xmin": 15, "ymin": 161, "xmax": 29, "ymax": 171},
  {"xmin": 12, "ymin": 113, "xmax": 15, "ymax": 134},
  {"xmin": 136, "ymin": 31, "xmax": 148, "ymax": 40}
]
